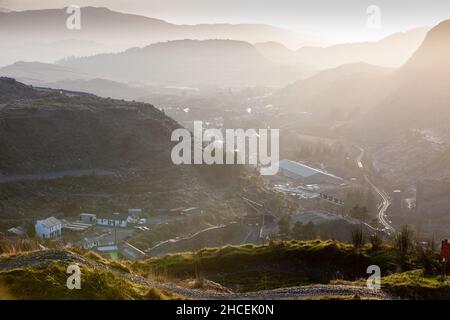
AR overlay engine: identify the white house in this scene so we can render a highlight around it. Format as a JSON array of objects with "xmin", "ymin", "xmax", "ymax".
[
  {"xmin": 35, "ymin": 217, "xmax": 62, "ymax": 239},
  {"xmin": 97, "ymin": 212, "xmax": 128, "ymax": 228}
]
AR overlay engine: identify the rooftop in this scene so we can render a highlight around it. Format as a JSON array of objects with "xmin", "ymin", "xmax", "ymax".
[
  {"xmin": 98, "ymin": 212, "xmax": 129, "ymax": 221},
  {"xmin": 38, "ymin": 217, "xmax": 62, "ymax": 229},
  {"xmin": 278, "ymin": 159, "xmax": 343, "ymax": 181}
]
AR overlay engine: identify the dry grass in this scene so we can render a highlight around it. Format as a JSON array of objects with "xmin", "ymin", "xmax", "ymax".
[{"xmin": 0, "ymin": 239, "xmax": 43, "ymax": 255}]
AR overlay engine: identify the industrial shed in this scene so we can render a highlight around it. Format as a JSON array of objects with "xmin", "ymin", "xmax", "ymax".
[{"xmin": 277, "ymin": 159, "xmax": 344, "ymax": 184}]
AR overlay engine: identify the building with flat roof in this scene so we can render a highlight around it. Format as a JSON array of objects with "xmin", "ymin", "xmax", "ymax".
[
  {"xmin": 277, "ymin": 159, "xmax": 344, "ymax": 184},
  {"xmin": 97, "ymin": 212, "xmax": 129, "ymax": 228},
  {"xmin": 80, "ymin": 213, "xmax": 97, "ymax": 224}
]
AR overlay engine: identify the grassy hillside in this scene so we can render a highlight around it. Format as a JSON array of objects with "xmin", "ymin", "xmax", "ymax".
[
  {"xmin": 1, "ymin": 240, "xmax": 448, "ymax": 299},
  {"xmin": 129, "ymin": 240, "xmax": 399, "ymax": 292},
  {"xmin": 0, "ymin": 249, "xmax": 179, "ymax": 300},
  {"xmin": 129, "ymin": 239, "xmax": 450, "ymax": 298},
  {"xmin": 381, "ymin": 270, "xmax": 450, "ymax": 299}
]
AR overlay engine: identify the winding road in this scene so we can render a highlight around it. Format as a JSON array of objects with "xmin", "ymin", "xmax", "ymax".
[{"xmin": 355, "ymin": 146, "xmax": 395, "ymax": 234}]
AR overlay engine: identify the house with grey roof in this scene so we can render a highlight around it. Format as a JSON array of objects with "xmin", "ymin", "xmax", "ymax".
[{"xmin": 35, "ymin": 217, "xmax": 62, "ymax": 239}]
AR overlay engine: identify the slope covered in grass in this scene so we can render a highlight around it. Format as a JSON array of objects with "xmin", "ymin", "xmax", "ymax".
[
  {"xmin": 381, "ymin": 270, "xmax": 450, "ymax": 300},
  {"xmin": 129, "ymin": 240, "xmax": 398, "ymax": 292},
  {"xmin": 0, "ymin": 249, "xmax": 178, "ymax": 300}
]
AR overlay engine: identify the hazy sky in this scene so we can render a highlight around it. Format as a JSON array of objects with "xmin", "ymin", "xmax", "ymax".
[{"xmin": 2, "ymin": 0, "xmax": 449, "ymax": 43}]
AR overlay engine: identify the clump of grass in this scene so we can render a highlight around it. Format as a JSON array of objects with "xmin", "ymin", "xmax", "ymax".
[
  {"xmin": 145, "ymin": 287, "xmax": 166, "ymax": 300},
  {"xmin": 69, "ymin": 248, "xmax": 131, "ymax": 273},
  {"xmin": 0, "ymin": 239, "xmax": 42, "ymax": 255}
]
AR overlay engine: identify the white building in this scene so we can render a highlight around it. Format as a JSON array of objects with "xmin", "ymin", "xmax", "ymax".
[
  {"xmin": 97, "ymin": 212, "xmax": 128, "ymax": 228},
  {"xmin": 35, "ymin": 217, "xmax": 62, "ymax": 239},
  {"xmin": 127, "ymin": 208, "xmax": 143, "ymax": 224}
]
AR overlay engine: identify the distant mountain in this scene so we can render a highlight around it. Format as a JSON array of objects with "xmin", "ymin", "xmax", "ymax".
[
  {"xmin": 274, "ymin": 63, "xmax": 393, "ymax": 120},
  {"xmin": 356, "ymin": 20, "xmax": 450, "ymax": 186},
  {"xmin": 296, "ymin": 28, "xmax": 428, "ymax": 69},
  {"xmin": 0, "ymin": 7, "xmax": 306, "ymax": 66},
  {"xmin": 254, "ymin": 42, "xmax": 298, "ymax": 64},
  {"xmin": 255, "ymin": 29, "xmax": 427, "ymax": 74},
  {"xmin": 0, "ymin": 61, "xmax": 94, "ymax": 86},
  {"xmin": 0, "ymin": 7, "xmax": 304, "ymax": 45},
  {"xmin": 397, "ymin": 20, "xmax": 450, "ymax": 80},
  {"xmin": 274, "ymin": 21, "xmax": 448, "ymax": 132},
  {"xmin": 0, "ymin": 39, "xmax": 128, "ymax": 67},
  {"xmin": 43, "ymin": 78, "xmax": 150, "ymax": 100},
  {"xmin": 364, "ymin": 20, "xmax": 450, "ymax": 139},
  {"xmin": 58, "ymin": 39, "xmax": 307, "ymax": 87}
]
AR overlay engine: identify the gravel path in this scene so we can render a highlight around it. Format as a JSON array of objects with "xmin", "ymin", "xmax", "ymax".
[{"xmin": 0, "ymin": 250, "xmax": 394, "ymax": 300}]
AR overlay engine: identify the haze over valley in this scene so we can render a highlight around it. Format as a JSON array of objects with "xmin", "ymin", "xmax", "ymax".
[{"xmin": 0, "ymin": 1, "xmax": 450, "ymax": 301}]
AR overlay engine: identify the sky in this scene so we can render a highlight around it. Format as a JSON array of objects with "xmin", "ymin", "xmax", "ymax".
[{"xmin": 1, "ymin": 0, "xmax": 450, "ymax": 43}]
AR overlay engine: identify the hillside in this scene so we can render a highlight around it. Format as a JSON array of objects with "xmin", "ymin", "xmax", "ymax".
[
  {"xmin": 0, "ymin": 78, "xmax": 283, "ymax": 248},
  {"xmin": 296, "ymin": 28, "xmax": 428, "ymax": 69},
  {"xmin": 254, "ymin": 28, "xmax": 427, "ymax": 70},
  {"xmin": 364, "ymin": 20, "xmax": 450, "ymax": 138},
  {"xmin": 0, "ymin": 78, "xmax": 178, "ymax": 175},
  {"xmin": 0, "ymin": 245, "xmax": 389, "ymax": 300},
  {"xmin": 360, "ymin": 20, "xmax": 450, "ymax": 185},
  {"xmin": 58, "ymin": 39, "xmax": 304, "ymax": 87},
  {"xmin": 0, "ymin": 77, "xmax": 44, "ymax": 103},
  {"xmin": 274, "ymin": 63, "xmax": 393, "ymax": 120},
  {"xmin": 1, "ymin": 240, "xmax": 448, "ymax": 299},
  {"xmin": 128, "ymin": 240, "xmax": 450, "ymax": 299},
  {"xmin": 0, "ymin": 249, "xmax": 179, "ymax": 299}
]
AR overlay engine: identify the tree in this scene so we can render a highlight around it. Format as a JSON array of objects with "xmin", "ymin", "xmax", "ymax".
[
  {"xmin": 26, "ymin": 222, "xmax": 36, "ymax": 238},
  {"xmin": 415, "ymin": 243, "xmax": 438, "ymax": 275},
  {"xmin": 369, "ymin": 233, "xmax": 382, "ymax": 251},
  {"xmin": 278, "ymin": 214, "xmax": 292, "ymax": 239},
  {"xmin": 395, "ymin": 225, "xmax": 413, "ymax": 255},
  {"xmin": 303, "ymin": 221, "xmax": 317, "ymax": 240},
  {"xmin": 291, "ymin": 222, "xmax": 304, "ymax": 240},
  {"xmin": 394, "ymin": 225, "xmax": 414, "ymax": 271},
  {"xmin": 351, "ymin": 227, "xmax": 365, "ymax": 250}
]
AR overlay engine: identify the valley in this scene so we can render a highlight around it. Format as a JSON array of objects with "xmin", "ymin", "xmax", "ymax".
[{"xmin": 0, "ymin": 3, "xmax": 449, "ymax": 302}]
